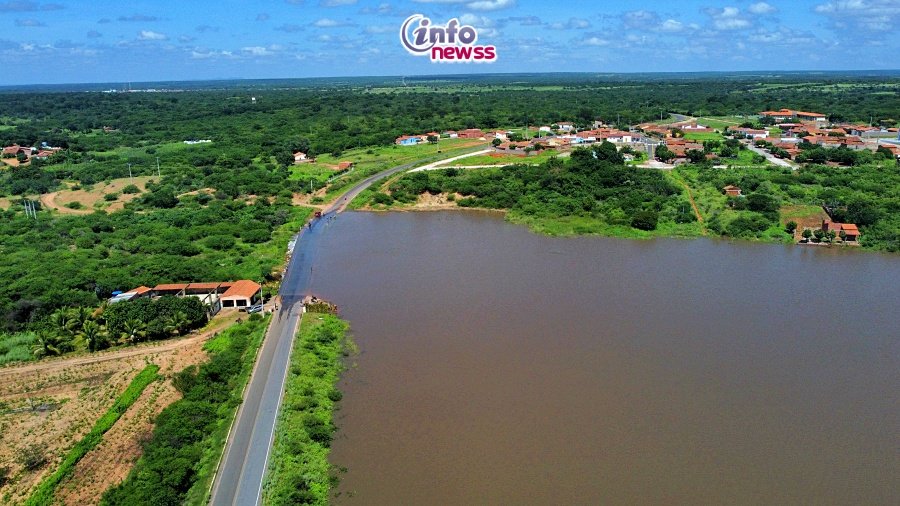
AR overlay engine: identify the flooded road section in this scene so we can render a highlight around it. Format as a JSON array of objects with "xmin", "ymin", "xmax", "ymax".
[{"xmin": 309, "ymin": 210, "xmax": 898, "ymax": 505}]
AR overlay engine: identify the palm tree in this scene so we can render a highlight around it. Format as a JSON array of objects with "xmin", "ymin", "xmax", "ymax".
[
  {"xmin": 121, "ymin": 319, "xmax": 147, "ymax": 345},
  {"xmin": 164, "ymin": 311, "xmax": 190, "ymax": 337},
  {"xmin": 68, "ymin": 306, "xmax": 92, "ymax": 331},
  {"xmin": 49, "ymin": 308, "xmax": 76, "ymax": 338},
  {"xmin": 78, "ymin": 320, "xmax": 108, "ymax": 352},
  {"xmin": 32, "ymin": 331, "xmax": 63, "ymax": 358}
]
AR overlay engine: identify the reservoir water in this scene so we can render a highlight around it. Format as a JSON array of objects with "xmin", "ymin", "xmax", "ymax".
[{"xmin": 310, "ymin": 210, "xmax": 899, "ymax": 505}]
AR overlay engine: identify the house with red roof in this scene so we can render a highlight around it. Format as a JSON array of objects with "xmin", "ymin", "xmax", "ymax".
[
  {"xmin": 760, "ymin": 108, "xmax": 827, "ymax": 123},
  {"xmin": 110, "ymin": 280, "xmax": 263, "ymax": 313},
  {"xmin": 457, "ymin": 128, "xmax": 485, "ymax": 139},
  {"xmin": 822, "ymin": 219, "xmax": 859, "ymax": 242}
]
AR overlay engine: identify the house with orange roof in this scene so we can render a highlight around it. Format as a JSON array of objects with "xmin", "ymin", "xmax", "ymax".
[
  {"xmin": 110, "ymin": 280, "xmax": 263, "ymax": 313},
  {"xmin": 457, "ymin": 128, "xmax": 485, "ymax": 139},
  {"xmin": 760, "ymin": 108, "xmax": 827, "ymax": 123},
  {"xmin": 822, "ymin": 219, "xmax": 859, "ymax": 242}
]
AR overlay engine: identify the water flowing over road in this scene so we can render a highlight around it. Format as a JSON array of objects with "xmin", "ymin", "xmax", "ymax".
[{"xmin": 209, "ymin": 149, "xmax": 483, "ymax": 506}]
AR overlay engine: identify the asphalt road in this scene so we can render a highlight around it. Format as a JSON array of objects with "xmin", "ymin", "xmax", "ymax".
[
  {"xmin": 745, "ymin": 141, "xmax": 797, "ymax": 169},
  {"xmin": 209, "ymin": 149, "xmax": 483, "ymax": 505}
]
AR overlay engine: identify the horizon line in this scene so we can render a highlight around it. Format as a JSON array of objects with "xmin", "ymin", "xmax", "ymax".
[{"xmin": 3, "ymin": 69, "xmax": 900, "ymax": 90}]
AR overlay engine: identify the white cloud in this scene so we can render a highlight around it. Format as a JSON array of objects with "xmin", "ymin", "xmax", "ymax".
[
  {"xmin": 320, "ymin": 0, "xmax": 356, "ymax": 5},
  {"xmin": 138, "ymin": 30, "xmax": 167, "ymax": 40},
  {"xmin": 466, "ymin": 0, "xmax": 515, "ymax": 11},
  {"xmin": 583, "ymin": 36, "xmax": 609, "ymax": 46},
  {"xmin": 815, "ymin": 0, "xmax": 900, "ymax": 31},
  {"xmin": 748, "ymin": 2, "xmax": 776, "ymax": 14},
  {"xmin": 411, "ymin": 0, "xmax": 515, "ymax": 10},
  {"xmin": 313, "ymin": 18, "xmax": 355, "ymax": 27},
  {"xmin": 459, "ymin": 13, "xmax": 494, "ymax": 27},
  {"xmin": 242, "ymin": 46, "xmax": 274, "ymax": 56},
  {"xmin": 705, "ymin": 7, "xmax": 751, "ymax": 30},
  {"xmin": 659, "ymin": 19, "xmax": 684, "ymax": 32}
]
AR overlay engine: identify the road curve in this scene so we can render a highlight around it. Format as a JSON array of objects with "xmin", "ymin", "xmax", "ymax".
[{"xmin": 209, "ymin": 148, "xmax": 483, "ymax": 505}]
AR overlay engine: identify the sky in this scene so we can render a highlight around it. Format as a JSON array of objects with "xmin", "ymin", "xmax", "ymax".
[{"xmin": 1, "ymin": 0, "xmax": 898, "ymax": 85}]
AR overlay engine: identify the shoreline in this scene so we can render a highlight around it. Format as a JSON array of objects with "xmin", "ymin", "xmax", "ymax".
[{"xmin": 351, "ymin": 203, "xmax": 886, "ymax": 253}]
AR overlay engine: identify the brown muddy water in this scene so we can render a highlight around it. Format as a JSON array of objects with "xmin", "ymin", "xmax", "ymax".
[{"xmin": 309, "ymin": 210, "xmax": 899, "ymax": 505}]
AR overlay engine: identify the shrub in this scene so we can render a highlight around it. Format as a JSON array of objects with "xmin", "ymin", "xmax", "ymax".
[
  {"xmin": 121, "ymin": 184, "xmax": 140, "ymax": 194},
  {"xmin": 631, "ymin": 210, "xmax": 659, "ymax": 231},
  {"xmin": 17, "ymin": 443, "xmax": 47, "ymax": 471},
  {"xmin": 372, "ymin": 192, "xmax": 393, "ymax": 205},
  {"xmin": 204, "ymin": 234, "xmax": 236, "ymax": 250},
  {"xmin": 103, "ymin": 192, "xmax": 119, "ymax": 202}
]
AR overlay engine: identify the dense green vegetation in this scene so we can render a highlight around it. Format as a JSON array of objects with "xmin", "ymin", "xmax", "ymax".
[
  {"xmin": 101, "ymin": 316, "xmax": 268, "ymax": 506},
  {"xmin": 264, "ymin": 314, "xmax": 350, "ymax": 505},
  {"xmin": 25, "ymin": 364, "xmax": 160, "ymax": 506},
  {"xmin": 680, "ymin": 162, "xmax": 899, "ymax": 250},
  {"xmin": 0, "ymin": 200, "xmax": 309, "ymax": 331},
  {"xmin": 370, "ymin": 142, "xmax": 699, "ymax": 237},
  {"xmin": 1, "ymin": 72, "xmax": 897, "ymax": 343},
  {"xmin": 373, "ymin": 143, "xmax": 897, "ymax": 250},
  {"xmin": 0, "ymin": 331, "xmax": 36, "ymax": 365}
]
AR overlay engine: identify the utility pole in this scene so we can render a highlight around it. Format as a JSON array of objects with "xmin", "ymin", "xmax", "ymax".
[
  {"xmin": 156, "ymin": 157, "xmax": 161, "ymax": 178},
  {"xmin": 127, "ymin": 163, "xmax": 133, "ymax": 180}
]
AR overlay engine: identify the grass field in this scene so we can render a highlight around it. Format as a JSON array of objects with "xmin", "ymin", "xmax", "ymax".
[
  {"xmin": 0, "ymin": 332, "xmax": 36, "ymax": 366},
  {"xmin": 448, "ymin": 149, "xmax": 560, "ymax": 167},
  {"xmin": 290, "ymin": 138, "xmax": 488, "ymax": 182},
  {"xmin": 684, "ymin": 131, "xmax": 726, "ymax": 141}
]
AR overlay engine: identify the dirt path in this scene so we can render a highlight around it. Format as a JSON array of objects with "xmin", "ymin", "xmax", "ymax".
[
  {"xmin": 0, "ymin": 313, "xmax": 240, "ymax": 503},
  {"xmin": 679, "ymin": 180, "xmax": 704, "ymax": 225},
  {"xmin": 39, "ymin": 191, "xmax": 92, "ymax": 215},
  {"xmin": 0, "ymin": 313, "xmax": 238, "ymax": 377}
]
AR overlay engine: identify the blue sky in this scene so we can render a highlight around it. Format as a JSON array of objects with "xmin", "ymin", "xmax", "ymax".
[{"xmin": 1, "ymin": 0, "xmax": 898, "ymax": 85}]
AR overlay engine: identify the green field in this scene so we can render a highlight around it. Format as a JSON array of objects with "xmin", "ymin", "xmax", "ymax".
[
  {"xmin": 0, "ymin": 331, "xmax": 37, "ymax": 365},
  {"xmin": 684, "ymin": 131, "xmax": 726, "ymax": 141},
  {"xmin": 449, "ymin": 149, "xmax": 560, "ymax": 167},
  {"xmin": 291, "ymin": 138, "xmax": 487, "ymax": 184}
]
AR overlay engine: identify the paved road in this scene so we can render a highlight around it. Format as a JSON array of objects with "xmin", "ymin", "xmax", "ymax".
[
  {"xmin": 745, "ymin": 141, "xmax": 797, "ymax": 169},
  {"xmin": 209, "ymin": 147, "xmax": 484, "ymax": 506}
]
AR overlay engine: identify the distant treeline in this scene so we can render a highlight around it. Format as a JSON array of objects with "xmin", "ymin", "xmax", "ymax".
[{"xmin": 1, "ymin": 73, "xmax": 897, "ymax": 166}]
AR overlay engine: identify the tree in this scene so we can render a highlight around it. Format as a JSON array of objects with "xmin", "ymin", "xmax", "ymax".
[
  {"xmin": 32, "ymin": 331, "xmax": 63, "ymax": 358},
  {"xmin": 491, "ymin": 138, "xmax": 502, "ymax": 147},
  {"xmin": 655, "ymin": 145, "xmax": 675, "ymax": 163},
  {"xmin": 785, "ymin": 221, "xmax": 797, "ymax": 234},
  {"xmin": 17, "ymin": 443, "xmax": 47, "ymax": 471},
  {"xmin": 747, "ymin": 192, "xmax": 779, "ymax": 214},
  {"xmin": 78, "ymin": 319, "xmax": 108, "ymax": 352},
  {"xmin": 164, "ymin": 310, "xmax": 190, "ymax": 337},
  {"xmin": 875, "ymin": 146, "xmax": 894, "ymax": 160},
  {"xmin": 426, "ymin": 135, "xmax": 438, "ymax": 144},
  {"xmin": 593, "ymin": 141, "xmax": 623, "ymax": 164},
  {"xmin": 121, "ymin": 319, "xmax": 148, "ymax": 344},
  {"xmin": 813, "ymin": 228, "xmax": 825, "ymax": 242},
  {"xmin": 631, "ymin": 210, "xmax": 659, "ymax": 231},
  {"xmin": 802, "ymin": 228, "xmax": 812, "ymax": 241},
  {"xmin": 686, "ymin": 149, "xmax": 706, "ymax": 164}
]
